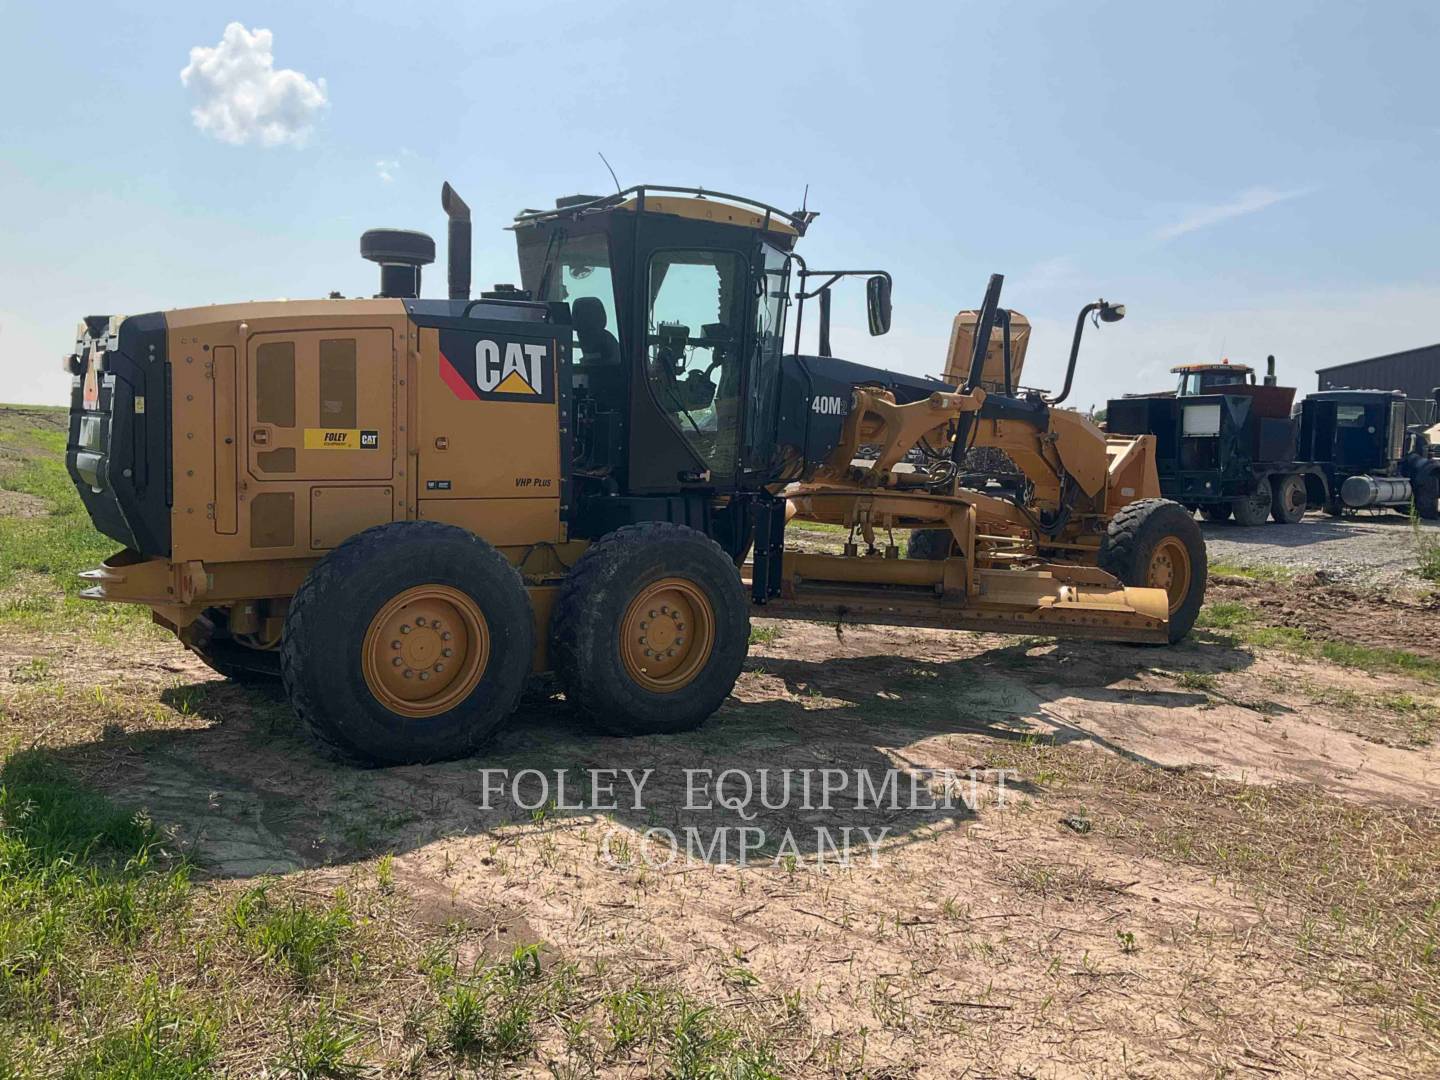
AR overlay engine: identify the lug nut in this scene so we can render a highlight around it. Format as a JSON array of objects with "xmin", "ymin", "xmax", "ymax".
[
  {"xmin": 419, "ymin": 671, "xmax": 430, "ymax": 681},
  {"xmin": 434, "ymin": 663, "xmax": 445, "ymax": 673},
  {"xmin": 441, "ymin": 631, "xmax": 452, "ymax": 641},
  {"xmin": 640, "ymin": 620, "xmax": 648, "ymax": 630},
  {"xmin": 392, "ymin": 657, "xmax": 403, "ymax": 667},
  {"xmin": 649, "ymin": 610, "xmax": 658, "ymax": 618},
  {"xmin": 415, "ymin": 616, "xmax": 426, "ymax": 627},
  {"xmin": 644, "ymin": 649, "xmax": 654, "ymax": 657},
  {"xmin": 676, "ymin": 623, "xmax": 685, "ymax": 631},
  {"xmin": 400, "ymin": 625, "xmax": 412, "ymax": 634},
  {"xmin": 661, "ymin": 605, "xmax": 670, "ymax": 615},
  {"xmin": 675, "ymin": 636, "xmax": 684, "ymax": 645},
  {"xmin": 391, "ymin": 640, "xmax": 401, "ymax": 650},
  {"xmin": 403, "ymin": 669, "xmax": 414, "ymax": 678},
  {"xmin": 442, "ymin": 648, "xmax": 453, "ymax": 657}
]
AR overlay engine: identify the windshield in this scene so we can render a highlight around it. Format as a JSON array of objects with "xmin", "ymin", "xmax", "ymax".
[
  {"xmin": 518, "ymin": 229, "xmax": 616, "ymax": 328},
  {"xmin": 1180, "ymin": 369, "xmax": 1252, "ymax": 394}
]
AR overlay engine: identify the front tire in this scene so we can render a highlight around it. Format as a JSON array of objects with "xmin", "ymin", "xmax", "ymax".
[
  {"xmin": 1099, "ymin": 499, "xmax": 1207, "ymax": 644},
  {"xmin": 1271, "ymin": 473, "xmax": 1307, "ymax": 524},
  {"xmin": 281, "ymin": 522, "xmax": 533, "ymax": 765},
  {"xmin": 1415, "ymin": 474, "xmax": 1439, "ymax": 521},
  {"xmin": 551, "ymin": 523, "xmax": 749, "ymax": 736}
]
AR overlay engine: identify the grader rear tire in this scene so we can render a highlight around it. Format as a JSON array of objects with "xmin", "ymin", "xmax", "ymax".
[
  {"xmin": 191, "ymin": 639, "xmax": 281, "ymax": 683},
  {"xmin": 1271, "ymin": 474, "xmax": 1307, "ymax": 524},
  {"xmin": 551, "ymin": 523, "xmax": 749, "ymax": 736},
  {"xmin": 281, "ymin": 522, "xmax": 533, "ymax": 765},
  {"xmin": 189, "ymin": 608, "xmax": 281, "ymax": 683},
  {"xmin": 905, "ymin": 528, "xmax": 953, "ymax": 560},
  {"xmin": 1098, "ymin": 499, "xmax": 1207, "ymax": 644}
]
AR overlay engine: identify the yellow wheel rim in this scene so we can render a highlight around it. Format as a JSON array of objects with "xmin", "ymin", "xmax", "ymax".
[
  {"xmin": 1147, "ymin": 538, "xmax": 1192, "ymax": 616},
  {"xmin": 361, "ymin": 585, "xmax": 489, "ymax": 718},
  {"xmin": 619, "ymin": 578, "xmax": 716, "ymax": 693}
]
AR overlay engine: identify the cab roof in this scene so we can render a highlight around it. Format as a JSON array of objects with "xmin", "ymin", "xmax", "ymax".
[
  {"xmin": 511, "ymin": 184, "xmax": 813, "ymax": 241},
  {"xmin": 1170, "ymin": 362, "xmax": 1254, "ymax": 375}
]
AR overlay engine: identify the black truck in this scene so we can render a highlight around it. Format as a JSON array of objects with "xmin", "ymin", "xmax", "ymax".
[
  {"xmin": 1298, "ymin": 389, "xmax": 1439, "ymax": 519},
  {"xmin": 1105, "ymin": 359, "xmax": 1322, "ymax": 525}
]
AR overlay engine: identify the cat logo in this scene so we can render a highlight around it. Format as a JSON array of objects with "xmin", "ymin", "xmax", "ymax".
[
  {"xmin": 476, "ymin": 339, "xmax": 546, "ymax": 395},
  {"xmin": 437, "ymin": 330, "xmax": 557, "ymax": 404}
]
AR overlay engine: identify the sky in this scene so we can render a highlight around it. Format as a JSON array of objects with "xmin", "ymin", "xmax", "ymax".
[{"xmin": 2, "ymin": 0, "xmax": 1438, "ymax": 410}]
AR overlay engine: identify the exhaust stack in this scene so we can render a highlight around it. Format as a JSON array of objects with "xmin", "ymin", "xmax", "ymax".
[
  {"xmin": 1264, "ymin": 354, "xmax": 1277, "ymax": 386},
  {"xmin": 441, "ymin": 182, "xmax": 472, "ymax": 301}
]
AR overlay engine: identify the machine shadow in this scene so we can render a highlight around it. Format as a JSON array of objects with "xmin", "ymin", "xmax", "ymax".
[{"xmin": 43, "ymin": 633, "xmax": 1255, "ymax": 881}]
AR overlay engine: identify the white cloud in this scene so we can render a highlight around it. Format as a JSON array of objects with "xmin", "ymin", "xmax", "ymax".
[
  {"xmin": 376, "ymin": 159, "xmax": 399, "ymax": 183},
  {"xmin": 180, "ymin": 23, "xmax": 327, "ymax": 147},
  {"xmin": 1155, "ymin": 186, "xmax": 1311, "ymax": 241}
]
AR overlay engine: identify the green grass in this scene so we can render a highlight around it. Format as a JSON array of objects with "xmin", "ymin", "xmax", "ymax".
[
  {"xmin": 0, "ymin": 751, "xmax": 203, "ymax": 1072},
  {"xmin": 1198, "ymin": 601, "xmax": 1440, "ymax": 683},
  {"xmin": 0, "ymin": 745, "xmax": 783, "ymax": 1073},
  {"xmin": 1414, "ymin": 514, "xmax": 1440, "ymax": 583},
  {"xmin": 230, "ymin": 885, "xmax": 356, "ymax": 987},
  {"xmin": 0, "ymin": 407, "xmax": 152, "ymax": 635},
  {"xmin": 58, "ymin": 979, "xmax": 217, "ymax": 1080},
  {"xmin": 272, "ymin": 1003, "xmax": 363, "ymax": 1078},
  {"xmin": 1207, "ymin": 560, "xmax": 1297, "ymax": 583},
  {"xmin": 784, "ymin": 519, "xmax": 849, "ymax": 535},
  {"xmin": 748, "ymin": 625, "xmax": 781, "ymax": 646}
]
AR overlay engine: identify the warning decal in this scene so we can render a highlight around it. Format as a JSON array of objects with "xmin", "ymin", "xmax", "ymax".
[
  {"xmin": 438, "ymin": 330, "xmax": 556, "ymax": 404},
  {"xmin": 304, "ymin": 429, "xmax": 380, "ymax": 450}
]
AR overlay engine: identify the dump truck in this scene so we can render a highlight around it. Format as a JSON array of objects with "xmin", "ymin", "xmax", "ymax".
[
  {"xmin": 1297, "ymin": 388, "xmax": 1439, "ymax": 519},
  {"xmin": 1105, "ymin": 358, "xmax": 1323, "ymax": 525},
  {"xmin": 65, "ymin": 182, "xmax": 1206, "ymax": 765}
]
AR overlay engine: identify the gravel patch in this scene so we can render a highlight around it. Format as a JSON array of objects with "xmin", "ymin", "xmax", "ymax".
[{"xmin": 1202, "ymin": 511, "xmax": 1438, "ymax": 587}]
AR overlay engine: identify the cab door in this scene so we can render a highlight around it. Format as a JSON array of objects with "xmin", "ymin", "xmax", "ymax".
[{"xmin": 625, "ymin": 213, "xmax": 757, "ymax": 493}]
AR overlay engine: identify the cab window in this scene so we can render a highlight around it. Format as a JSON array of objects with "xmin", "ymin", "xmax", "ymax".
[{"xmin": 645, "ymin": 250, "xmax": 746, "ymax": 478}]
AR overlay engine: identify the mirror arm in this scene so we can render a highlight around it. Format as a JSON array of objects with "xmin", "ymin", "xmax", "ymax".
[
  {"xmin": 952, "ymin": 273, "xmax": 1005, "ymax": 464},
  {"xmin": 818, "ymin": 287, "xmax": 833, "ymax": 357},
  {"xmin": 789, "ymin": 252, "xmax": 809, "ymax": 355},
  {"xmin": 1047, "ymin": 301, "xmax": 1100, "ymax": 406}
]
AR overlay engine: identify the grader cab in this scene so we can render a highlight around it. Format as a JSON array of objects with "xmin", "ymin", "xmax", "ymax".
[{"xmin": 65, "ymin": 182, "xmax": 1205, "ymax": 764}]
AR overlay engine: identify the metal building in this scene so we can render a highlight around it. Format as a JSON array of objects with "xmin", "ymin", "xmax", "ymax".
[{"xmin": 1316, "ymin": 344, "xmax": 1440, "ymax": 401}]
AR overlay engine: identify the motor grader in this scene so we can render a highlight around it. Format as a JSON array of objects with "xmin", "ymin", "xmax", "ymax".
[{"xmin": 64, "ymin": 182, "xmax": 1205, "ymax": 765}]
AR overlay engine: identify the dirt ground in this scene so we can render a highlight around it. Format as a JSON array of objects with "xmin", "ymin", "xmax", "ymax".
[
  {"xmin": 5, "ymin": 401, "xmax": 1440, "ymax": 1074},
  {"xmin": 5, "ymin": 563, "xmax": 1440, "ymax": 1076}
]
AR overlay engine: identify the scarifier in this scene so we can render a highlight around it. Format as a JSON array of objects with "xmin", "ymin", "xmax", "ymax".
[{"xmin": 64, "ymin": 183, "xmax": 1205, "ymax": 764}]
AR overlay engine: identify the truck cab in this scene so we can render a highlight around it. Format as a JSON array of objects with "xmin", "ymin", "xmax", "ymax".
[{"xmin": 1298, "ymin": 389, "xmax": 1439, "ymax": 517}]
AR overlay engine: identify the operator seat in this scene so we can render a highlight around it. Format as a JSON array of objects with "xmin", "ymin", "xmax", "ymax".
[
  {"xmin": 571, "ymin": 295, "xmax": 625, "ymax": 413},
  {"xmin": 573, "ymin": 297, "xmax": 620, "ymax": 366}
]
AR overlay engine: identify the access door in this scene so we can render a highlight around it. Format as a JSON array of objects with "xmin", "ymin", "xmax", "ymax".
[{"xmin": 245, "ymin": 329, "xmax": 396, "ymax": 483}]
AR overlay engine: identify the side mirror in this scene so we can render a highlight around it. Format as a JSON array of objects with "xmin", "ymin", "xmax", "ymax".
[{"xmin": 866, "ymin": 274, "xmax": 892, "ymax": 336}]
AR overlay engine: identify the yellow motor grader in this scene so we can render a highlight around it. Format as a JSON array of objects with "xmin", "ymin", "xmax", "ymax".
[{"xmin": 65, "ymin": 182, "xmax": 1203, "ymax": 764}]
